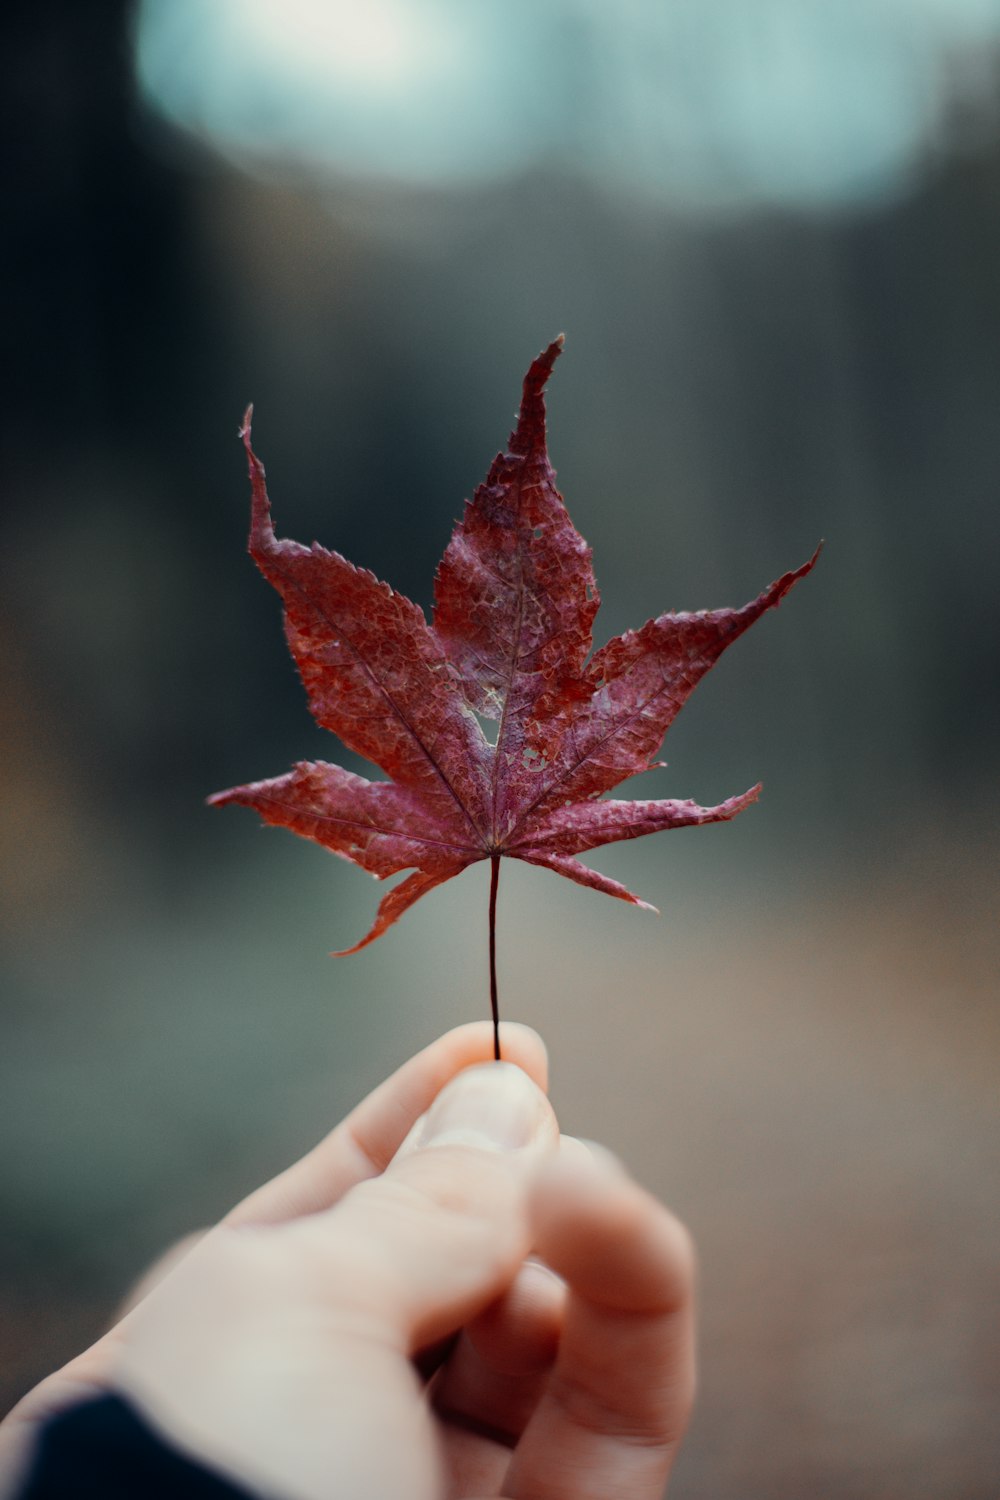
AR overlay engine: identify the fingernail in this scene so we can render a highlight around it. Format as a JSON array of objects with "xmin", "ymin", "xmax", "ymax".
[{"xmin": 417, "ymin": 1063, "xmax": 548, "ymax": 1153}]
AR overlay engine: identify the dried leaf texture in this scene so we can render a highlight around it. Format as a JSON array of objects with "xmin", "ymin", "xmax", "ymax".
[{"xmin": 210, "ymin": 340, "xmax": 819, "ymax": 951}]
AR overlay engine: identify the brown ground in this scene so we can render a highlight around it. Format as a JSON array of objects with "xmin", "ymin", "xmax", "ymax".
[{"xmin": 2, "ymin": 845, "xmax": 997, "ymax": 1498}]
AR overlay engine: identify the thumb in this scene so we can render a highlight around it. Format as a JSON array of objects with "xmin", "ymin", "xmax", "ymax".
[{"xmin": 316, "ymin": 1062, "xmax": 558, "ymax": 1352}]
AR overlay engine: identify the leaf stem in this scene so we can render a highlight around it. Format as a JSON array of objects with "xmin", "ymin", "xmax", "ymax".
[{"xmin": 488, "ymin": 854, "xmax": 501, "ymax": 1061}]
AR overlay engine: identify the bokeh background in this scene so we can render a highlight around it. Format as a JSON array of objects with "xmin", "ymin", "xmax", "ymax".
[{"xmin": 2, "ymin": 1, "xmax": 998, "ymax": 1495}]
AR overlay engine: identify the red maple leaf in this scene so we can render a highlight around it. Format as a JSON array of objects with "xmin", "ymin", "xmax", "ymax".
[{"xmin": 211, "ymin": 338, "xmax": 818, "ymax": 1044}]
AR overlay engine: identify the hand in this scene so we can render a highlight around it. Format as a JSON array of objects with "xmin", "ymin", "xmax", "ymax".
[{"xmin": 0, "ymin": 1024, "xmax": 696, "ymax": 1500}]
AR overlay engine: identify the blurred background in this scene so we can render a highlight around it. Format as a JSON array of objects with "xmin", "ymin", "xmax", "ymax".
[{"xmin": 2, "ymin": 0, "xmax": 997, "ymax": 1494}]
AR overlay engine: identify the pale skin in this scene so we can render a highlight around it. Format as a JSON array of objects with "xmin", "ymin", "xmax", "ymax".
[{"xmin": 0, "ymin": 1023, "xmax": 696, "ymax": 1500}]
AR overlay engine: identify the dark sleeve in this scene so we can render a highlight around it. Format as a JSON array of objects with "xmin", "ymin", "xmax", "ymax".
[{"xmin": 17, "ymin": 1394, "xmax": 254, "ymax": 1500}]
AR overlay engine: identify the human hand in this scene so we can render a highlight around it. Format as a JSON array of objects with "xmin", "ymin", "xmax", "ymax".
[{"xmin": 0, "ymin": 1024, "xmax": 695, "ymax": 1500}]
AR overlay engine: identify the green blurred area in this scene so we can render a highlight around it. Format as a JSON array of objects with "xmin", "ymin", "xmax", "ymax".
[{"xmin": 2, "ymin": 3, "xmax": 998, "ymax": 1495}]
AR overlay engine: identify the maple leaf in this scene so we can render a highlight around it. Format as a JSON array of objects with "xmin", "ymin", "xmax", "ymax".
[{"xmin": 210, "ymin": 338, "xmax": 818, "ymax": 1044}]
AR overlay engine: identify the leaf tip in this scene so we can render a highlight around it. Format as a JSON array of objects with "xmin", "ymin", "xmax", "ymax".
[
  {"xmin": 726, "ymin": 783, "xmax": 762, "ymax": 818},
  {"xmin": 238, "ymin": 408, "xmax": 275, "ymax": 551},
  {"xmin": 538, "ymin": 333, "xmax": 565, "ymax": 372},
  {"xmin": 510, "ymin": 335, "xmax": 565, "ymax": 456},
  {"xmin": 791, "ymin": 540, "xmax": 823, "ymax": 586},
  {"xmin": 330, "ymin": 918, "xmax": 380, "ymax": 957}
]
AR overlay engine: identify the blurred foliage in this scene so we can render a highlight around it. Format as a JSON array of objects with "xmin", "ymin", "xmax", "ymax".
[{"xmin": 1, "ymin": 4, "xmax": 998, "ymax": 1494}]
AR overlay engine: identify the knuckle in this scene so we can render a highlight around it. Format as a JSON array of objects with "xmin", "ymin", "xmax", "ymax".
[{"xmin": 373, "ymin": 1146, "xmax": 521, "ymax": 1239}]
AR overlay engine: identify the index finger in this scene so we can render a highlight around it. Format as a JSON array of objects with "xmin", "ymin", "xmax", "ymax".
[
  {"xmin": 504, "ymin": 1149, "xmax": 696, "ymax": 1500},
  {"xmin": 225, "ymin": 1022, "xmax": 548, "ymax": 1227}
]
